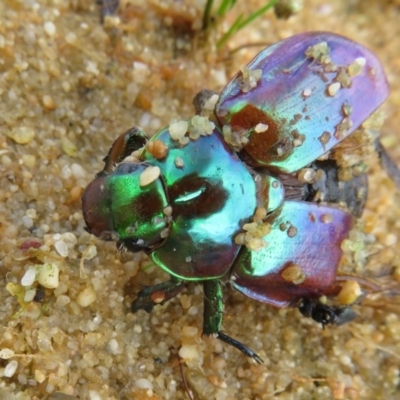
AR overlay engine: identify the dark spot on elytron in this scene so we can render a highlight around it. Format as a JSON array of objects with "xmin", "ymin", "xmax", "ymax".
[
  {"xmin": 229, "ymin": 104, "xmax": 292, "ymax": 166},
  {"xmin": 169, "ymin": 174, "xmax": 228, "ymax": 219}
]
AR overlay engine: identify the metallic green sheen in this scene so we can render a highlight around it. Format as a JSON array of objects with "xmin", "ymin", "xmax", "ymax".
[
  {"xmin": 231, "ymin": 201, "xmax": 352, "ymax": 307},
  {"xmin": 108, "ymin": 163, "xmax": 169, "ymax": 248},
  {"xmin": 203, "ymin": 280, "xmax": 224, "ymax": 335},
  {"xmin": 140, "ymin": 124, "xmax": 257, "ymax": 280}
]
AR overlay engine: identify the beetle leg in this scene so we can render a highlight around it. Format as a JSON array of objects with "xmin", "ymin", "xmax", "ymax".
[
  {"xmin": 299, "ymin": 298, "xmax": 357, "ymax": 328},
  {"xmin": 96, "ymin": 0, "xmax": 119, "ymax": 23},
  {"xmin": 97, "ymin": 127, "xmax": 149, "ymax": 177},
  {"xmin": 203, "ymin": 280, "xmax": 263, "ymax": 364},
  {"xmin": 375, "ymin": 139, "xmax": 400, "ymax": 191},
  {"xmin": 131, "ymin": 276, "xmax": 184, "ymax": 313}
]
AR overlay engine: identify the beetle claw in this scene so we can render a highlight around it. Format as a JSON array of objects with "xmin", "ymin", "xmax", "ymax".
[{"xmin": 217, "ymin": 331, "xmax": 264, "ymax": 364}]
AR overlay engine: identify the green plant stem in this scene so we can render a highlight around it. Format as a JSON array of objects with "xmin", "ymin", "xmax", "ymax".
[
  {"xmin": 202, "ymin": 0, "xmax": 214, "ymax": 31},
  {"xmin": 217, "ymin": 0, "xmax": 278, "ymax": 50}
]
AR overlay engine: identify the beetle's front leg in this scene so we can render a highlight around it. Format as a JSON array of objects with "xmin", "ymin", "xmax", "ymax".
[
  {"xmin": 131, "ymin": 276, "xmax": 185, "ymax": 313},
  {"xmin": 203, "ymin": 280, "xmax": 263, "ymax": 364},
  {"xmin": 97, "ymin": 127, "xmax": 149, "ymax": 177}
]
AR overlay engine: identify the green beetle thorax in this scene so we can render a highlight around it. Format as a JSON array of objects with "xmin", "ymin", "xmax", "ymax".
[{"xmin": 82, "ymin": 162, "xmax": 171, "ymax": 252}]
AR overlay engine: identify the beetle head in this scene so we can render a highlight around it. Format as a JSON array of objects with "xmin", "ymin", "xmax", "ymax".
[{"xmin": 82, "ymin": 162, "xmax": 171, "ymax": 253}]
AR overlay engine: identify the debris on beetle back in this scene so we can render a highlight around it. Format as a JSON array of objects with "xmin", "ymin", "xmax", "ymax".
[
  {"xmin": 281, "ymin": 264, "xmax": 306, "ymax": 285},
  {"xmin": 292, "ymin": 130, "xmax": 306, "ymax": 147},
  {"xmin": 139, "ymin": 166, "xmax": 161, "ymax": 187},
  {"xmin": 255, "ymin": 123, "xmax": 268, "ymax": 133},
  {"xmin": 305, "ymin": 41, "xmax": 341, "ymax": 74},
  {"xmin": 222, "ymin": 124, "xmax": 249, "ymax": 150},
  {"xmin": 320, "ymin": 213, "xmax": 333, "ymax": 224},
  {"xmin": 276, "ymin": 146, "xmax": 285, "ymax": 156},
  {"xmin": 342, "ymin": 104, "xmax": 353, "ymax": 116},
  {"xmin": 240, "ymin": 65, "xmax": 262, "ymax": 93},
  {"xmin": 348, "ymin": 57, "xmax": 366, "ymax": 77},
  {"xmin": 297, "ymin": 167, "xmax": 317, "ymax": 183},
  {"xmin": 336, "ymin": 68, "xmax": 352, "ymax": 88},
  {"xmin": 319, "ymin": 131, "xmax": 332, "ymax": 148},
  {"xmin": 169, "ymin": 117, "xmax": 215, "ymax": 145},
  {"xmin": 305, "ymin": 41, "xmax": 329, "ymax": 61},
  {"xmin": 188, "ymin": 115, "xmax": 215, "ymax": 140},
  {"xmin": 174, "ymin": 157, "xmax": 184, "ymax": 168},
  {"xmin": 145, "ymin": 140, "xmax": 168, "ymax": 159},
  {"xmin": 334, "ymin": 117, "xmax": 353, "ymax": 140},
  {"xmin": 253, "ymin": 207, "xmax": 267, "ymax": 222},
  {"xmin": 235, "ymin": 208, "xmax": 271, "ymax": 251},
  {"xmin": 328, "ymin": 82, "xmax": 341, "ymax": 96},
  {"xmin": 169, "ymin": 120, "xmax": 189, "ymax": 145}
]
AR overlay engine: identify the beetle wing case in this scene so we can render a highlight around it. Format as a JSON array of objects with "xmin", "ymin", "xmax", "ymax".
[
  {"xmin": 215, "ymin": 31, "xmax": 390, "ymax": 174},
  {"xmin": 230, "ymin": 201, "xmax": 353, "ymax": 307}
]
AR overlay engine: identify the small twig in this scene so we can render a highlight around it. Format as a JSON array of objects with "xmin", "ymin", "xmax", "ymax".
[
  {"xmin": 348, "ymin": 326, "xmax": 400, "ymax": 361},
  {"xmin": 175, "ymin": 347, "xmax": 194, "ymax": 400}
]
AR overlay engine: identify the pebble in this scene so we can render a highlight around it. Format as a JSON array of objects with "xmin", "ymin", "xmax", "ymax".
[
  {"xmin": 0, "ymin": 348, "xmax": 15, "ymax": 359},
  {"xmin": 21, "ymin": 267, "xmax": 37, "ymax": 286},
  {"xmin": 179, "ymin": 345, "xmax": 198, "ymax": 360},
  {"xmin": 37, "ymin": 263, "xmax": 60, "ymax": 289},
  {"xmin": 43, "ymin": 21, "xmax": 56, "ymax": 36},
  {"xmin": 76, "ymin": 287, "xmax": 97, "ymax": 307},
  {"xmin": 55, "ymin": 240, "xmax": 68, "ymax": 257},
  {"xmin": 7, "ymin": 126, "xmax": 35, "ymax": 144},
  {"xmin": 135, "ymin": 378, "xmax": 153, "ymax": 390},
  {"xmin": 4, "ymin": 360, "xmax": 18, "ymax": 377}
]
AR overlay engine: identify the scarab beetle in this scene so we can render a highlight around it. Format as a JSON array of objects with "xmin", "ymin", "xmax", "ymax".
[{"xmin": 82, "ymin": 32, "xmax": 389, "ymax": 363}]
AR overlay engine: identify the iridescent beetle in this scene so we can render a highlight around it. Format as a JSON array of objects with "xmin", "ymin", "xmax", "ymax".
[{"xmin": 82, "ymin": 32, "xmax": 389, "ymax": 363}]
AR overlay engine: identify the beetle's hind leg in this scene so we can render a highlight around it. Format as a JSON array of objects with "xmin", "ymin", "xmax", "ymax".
[
  {"xmin": 131, "ymin": 276, "xmax": 185, "ymax": 313},
  {"xmin": 203, "ymin": 280, "xmax": 263, "ymax": 364}
]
